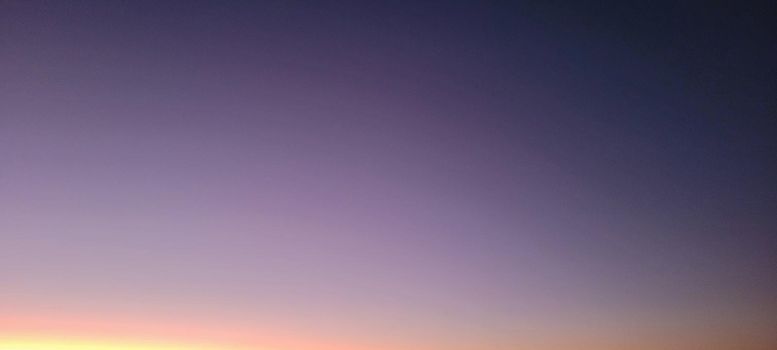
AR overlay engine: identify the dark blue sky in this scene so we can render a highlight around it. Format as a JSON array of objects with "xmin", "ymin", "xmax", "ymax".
[{"xmin": 2, "ymin": 1, "xmax": 776, "ymax": 349}]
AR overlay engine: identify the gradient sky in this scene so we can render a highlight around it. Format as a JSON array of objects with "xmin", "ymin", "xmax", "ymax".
[{"xmin": 2, "ymin": 1, "xmax": 776, "ymax": 350}]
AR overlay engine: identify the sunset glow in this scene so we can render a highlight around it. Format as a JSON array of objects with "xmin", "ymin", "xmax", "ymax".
[
  {"xmin": 0, "ymin": 338, "xmax": 243, "ymax": 350},
  {"xmin": 2, "ymin": 1, "xmax": 775, "ymax": 349},
  {"xmin": 0, "ymin": 341, "xmax": 193, "ymax": 350}
]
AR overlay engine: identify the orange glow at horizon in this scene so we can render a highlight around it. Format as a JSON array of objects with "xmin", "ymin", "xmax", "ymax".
[
  {"xmin": 0, "ymin": 312, "xmax": 365, "ymax": 350},
  {"xmin": 0, "ymin": 336, "xmax": 262, "ymax": 350}
]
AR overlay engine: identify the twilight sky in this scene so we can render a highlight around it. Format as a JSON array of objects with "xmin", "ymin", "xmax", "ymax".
[{"xmin": 1, "ymin": 1, "xmax": 776, "ymax": 350}]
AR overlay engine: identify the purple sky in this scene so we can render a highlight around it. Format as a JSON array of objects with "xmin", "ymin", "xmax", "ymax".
[{"xmin": 2, "ymin": 1, "xmax": 776, "ymax": 349}]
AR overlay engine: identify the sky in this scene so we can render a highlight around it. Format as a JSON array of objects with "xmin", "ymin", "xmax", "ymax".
[{"xmin": 1, "ymin": 1, "xmax": 776, "ymax": 349}]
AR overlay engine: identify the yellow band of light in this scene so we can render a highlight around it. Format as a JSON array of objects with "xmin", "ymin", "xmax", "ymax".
[{"xmin": 0, "ymin": 338, "xmax": 255, "ymax": 350}]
